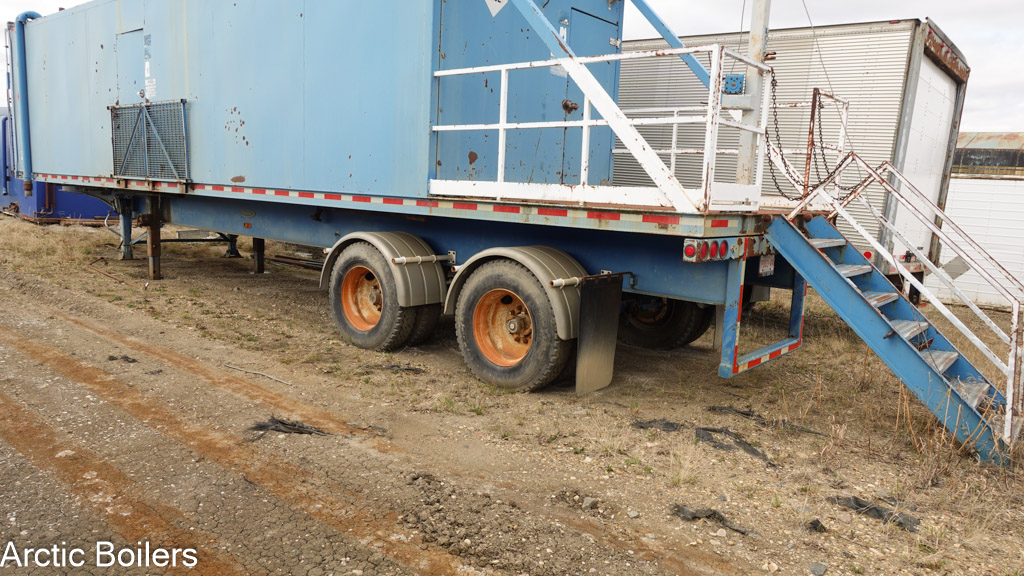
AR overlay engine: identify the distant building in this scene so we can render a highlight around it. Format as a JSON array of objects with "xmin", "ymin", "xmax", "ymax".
[{"xmin": 925, "ymin": 133, "xmax": 1024, "ymax": 307}]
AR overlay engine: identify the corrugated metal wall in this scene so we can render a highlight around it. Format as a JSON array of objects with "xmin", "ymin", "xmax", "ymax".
[{"xmin": 615, "ymin": 21, "xmax": 917, "ymax": 241}]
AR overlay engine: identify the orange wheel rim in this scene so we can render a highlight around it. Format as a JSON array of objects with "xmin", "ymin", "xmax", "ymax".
[
  {"xmin": 473, "ymin": 289, "xmax": 533, "ymax": 367},
  {"xmin": 340, "ymin": 266, "xmax": 382, "ymax": 331}
]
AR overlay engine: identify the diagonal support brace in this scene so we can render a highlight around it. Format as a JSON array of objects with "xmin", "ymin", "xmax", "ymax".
[{"xmin": 507, "ymin": 0, "xmax": 702, "ymax": 214}]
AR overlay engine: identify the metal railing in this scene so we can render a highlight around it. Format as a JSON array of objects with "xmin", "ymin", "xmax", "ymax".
[
  {"xmin": 774, "ymin": 137, "xmax": 1024, "ymax": 445},
  {"xmin": 431, "ymin": 44, "xmax": 772, "ymax": 214}
]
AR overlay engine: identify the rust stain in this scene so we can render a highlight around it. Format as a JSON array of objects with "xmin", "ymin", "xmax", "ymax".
[
  {"xmin": 230, "ymin": 175, "xmax": 246, "ymax": 183},
  {"xmin": 923, "ymin": 27, "xmax": 969, "ymax": 83},
  {"xmin": 3, "ymin": 325, "xmax": 462, "ymax": 575},
  {"xmin": 956, "ymin": 132, "xmax": 1024, "ymax": 151},
  {"xmin": 0, "ymin": 390, "xmax": 247, "ymax": 576}
]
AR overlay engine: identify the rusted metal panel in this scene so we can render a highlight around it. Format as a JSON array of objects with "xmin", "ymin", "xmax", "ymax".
[{"xmin": 922, "ymin": 20, "xmax": 970, "ymax": 84}]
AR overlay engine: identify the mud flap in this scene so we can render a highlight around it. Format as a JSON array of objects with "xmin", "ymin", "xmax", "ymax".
[{"xmin": 575, "ymin": 273, "xmax": 625, "ymax": 395}]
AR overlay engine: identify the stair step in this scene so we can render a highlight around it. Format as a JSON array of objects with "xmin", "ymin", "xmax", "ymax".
[
  {"xmin": 921, "ymin": 350, "xmax": 959, "ymax": 374},
  {"xmin": 863, "ymin": 291, "xmax": 900, "ymax": 308},
  {"xmin": 835, "ymin": 264, "xmax": 873, "ymax": 278},
  {"xmin": 952, "ymin": 379, "xmax": 992, "ymax": 410},
  {"xmin": 889, "ymin": 319, "xmax": 930, "ymax": 340},
  {"xmin": 809, "ymin": 237, "xmax": 847, "ymax": 249}
]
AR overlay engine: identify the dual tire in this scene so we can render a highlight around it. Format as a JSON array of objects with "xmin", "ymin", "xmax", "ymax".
[
  {"xmin": 329, "ymin": 242, "xmax": 438, "ymax": 351},
  {"xmin": 618, "ymin": 294, "xmax": 714, "ymax": 350},
  {"xmin": 329, "ymin": 245, "xmax": 570, "ymax": 391}
]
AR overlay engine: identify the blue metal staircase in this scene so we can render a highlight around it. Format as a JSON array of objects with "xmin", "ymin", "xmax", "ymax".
[{"xmin": 766, "ymin": 215, "xmax": 1008, "ymax": 463}]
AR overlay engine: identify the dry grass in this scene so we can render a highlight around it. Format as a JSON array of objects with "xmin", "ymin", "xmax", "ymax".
[{"xmin": 3, "ymin": 214, "xmax": 1023, "ymax": 573}]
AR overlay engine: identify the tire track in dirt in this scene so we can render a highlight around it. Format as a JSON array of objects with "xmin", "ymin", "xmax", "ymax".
[
  {"xmin": 0, "ymin": 326, "xmax": 465, "ymax": 576},
  {"xmin": 12, "ymin": 297, "xmax": 731, "ymax": 575},
  {"xmin": 55, "ymin": 312, "xmax": 382, "ymax": 443},
  {"xmin": 0, "ymin": 390, "xmax": 249, "ymax": 576}
]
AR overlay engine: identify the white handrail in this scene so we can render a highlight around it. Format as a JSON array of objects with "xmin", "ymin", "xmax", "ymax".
[
  {"xmin": 791, "ymin": 151, "xmax": 1023, "ymax": 445},
  {"xmin": 432, "ymin": 43, "xmax": 771, "ymax": 213}
]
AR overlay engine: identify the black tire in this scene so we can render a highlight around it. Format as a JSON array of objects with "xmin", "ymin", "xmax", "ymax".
[
  {"xmin": 455, "ymin": 260, "xmax": 571, "ymax": 391},
  {"xmin": 328, "ymin": 242, "xmax": 417, "ymax": 351},
  {"xmin": 407, "ymin": 303, "xmax": 442, "ymax": 346},
  {"xmin": 618, "ymin": 295, "xmax": 714, "ymax": 350}
]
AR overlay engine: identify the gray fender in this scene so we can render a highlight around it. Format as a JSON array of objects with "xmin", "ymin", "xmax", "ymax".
[
  {"xmin": 319, "ymin": 232, "xmax": 447, "ymax": 307},
  {"xmin": 444, "ymin": 246, "xmax": 586, "ymax": 341}
]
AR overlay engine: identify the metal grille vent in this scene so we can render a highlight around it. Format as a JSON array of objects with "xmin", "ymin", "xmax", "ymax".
[{"xmin": 110, "ymin": 100, "xmax": 189, "ymax": 181}]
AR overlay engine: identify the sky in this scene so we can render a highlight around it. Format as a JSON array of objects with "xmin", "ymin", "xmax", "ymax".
[{"xmin": 3, "ymin": 0, "xmax": 1020, "ymax": 132}]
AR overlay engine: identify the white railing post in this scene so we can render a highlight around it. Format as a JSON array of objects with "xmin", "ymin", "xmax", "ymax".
[
  {"xmin": 497, "ymin": 68, "xmax": 509, "ymax": 188},
  {"xmin": 580, "ymin": 97, "xmax": 591, "ymax": 189},
  {"xmin": 700, "ymin": 46, "xmax": 724, "ymax": 208},
  {"xmin": 670, "ymin": 109, "xmax": 679, "ymax": 175}
]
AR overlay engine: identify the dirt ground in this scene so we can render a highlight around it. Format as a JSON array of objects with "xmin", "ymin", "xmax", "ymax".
[{"xmin": 0, "ymin": 216, "xmax": 1021, "ymax": 576}]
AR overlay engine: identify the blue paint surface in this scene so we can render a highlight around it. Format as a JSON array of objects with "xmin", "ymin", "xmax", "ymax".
[
  {"xmin": 1, "ymin": 115, "xmax": 111, "ymax": 220},
  {"xmin": 13, "ymin": 0, "xmax": 621, "ymax": 195}
]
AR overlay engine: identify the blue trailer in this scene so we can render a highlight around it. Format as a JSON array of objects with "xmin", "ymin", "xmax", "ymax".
[
  {"xmin": 6, "ymin": 0, "xmax": 1023, "ymax": 462},
  {"xmin": 1, "ymin": 109, "xmax": 111, "ymax": 223}
]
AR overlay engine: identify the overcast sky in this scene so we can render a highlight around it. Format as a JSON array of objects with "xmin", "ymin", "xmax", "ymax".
[{"xmin": 3, "ymin": 0, "xmax": 1020, "ymax": 132}]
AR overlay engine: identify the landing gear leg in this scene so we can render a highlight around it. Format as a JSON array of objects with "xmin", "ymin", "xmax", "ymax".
[
  {"xmin": 253, "ymin": 238, "xmax": 266, "ymax": 274},
  {"xmin": 116, "ymin": 196, "xmax": 133, "ymax": 261},
  {"xmin": 145, "ymin": 197, "xmax": 161, "ymax": 280}
]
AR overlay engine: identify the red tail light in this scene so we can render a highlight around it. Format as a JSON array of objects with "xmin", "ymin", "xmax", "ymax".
[
  {"xmin": 700, "ymin": 242, "xmax": 709, "ymax": 260},
  {"xmin": 710, "ymin": 241, "xmax": 719, "ymax": 258},
  {"xmin": 720, "ymin": 240, "xmax": 729, "ymax": 258},
  {"xmin": 685, "ymin": 244, "xmax": 696, "ymax": 258}
]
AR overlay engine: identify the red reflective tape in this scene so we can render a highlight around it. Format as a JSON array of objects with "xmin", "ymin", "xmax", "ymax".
[
  {"xmin": 493, "ymin": 205, "xmax": 521, "ymax": 214},
  {"xmin": 747, "ymin": 357, "xmax": 762, "ymax": 369},
  {"xmin": 538, "ymin": 208, "xmax": 568, "ymax": 217},
  {"xmin": 194, "ymin": 185, "xmax": 207, "ymax": 190},
  {"xmin": 416, "ymin": 200, "xmax": 439, "ymax": 208},
  {"xmin": 231, "ymin": 187, "xmax": 244, "ymax": 193},
  {"xmin": 71, "ymin": 176, "xmax": 79, "ymax": 180},
  {"xmin": 383, "ymin": 198, "xmax": 403, "ymax": 205},
  {"xmin": 298, "ymin": 192, "xmax": 314, "ymax": 199},
  {"xmin": 353, "ymin": 196, "xmax": 372, "ymax": 203},
  {"xmin": 642, "ymin": 214, "xmax": 680, "ymax": 225},
  {"xmin": 453, "ymin": 202, "xmax": 478, "ymax": 211},
  {"xmin": 60, "ymin": 175, "xmax": 68, "ymax": 180},
  {"xmin": 211, "ymin": 185, "xmax": 225, "ymax": 191},
  {"xmin": 769, "ymin": 349, "xmax": 782, "ymax": 360},
  {"xmin": 274, "ymin": 190, "xmax": 290, "ymax": 197},
  {"xmin": 587, "ymin": 211, "xmax": 620, "ymax": 221},
  {"xmin": 711, "ymin": 219, "xmax": 729, "ymax": 228},
  {"xmin": 105, "ymin": 179, "xmax": 114, "ymax": 183},
  {"xmin": 325, "ymin": 194, "xmax": 342, "ymax": 201},
  {"xmin": 252, "ymin": 188, "xmax": 267, "ymax": 195},
  {"xmin": 788, "ymin": 342, "xmax": 801, "ymax": 352}
]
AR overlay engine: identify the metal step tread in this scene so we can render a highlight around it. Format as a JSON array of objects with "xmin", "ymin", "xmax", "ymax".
[
  {"xmin": 889, "ymin": 319, "xmax": 931, "ymax": 340},
  {"xmin": 835, "ymin": 264, "xmax": 873, "ymax": 278},
  {"xmin": 809, "ymin": 237, "xmax": 847, "ymax": 249},
  {"xmin": 920, "ymin": 349, "xmax": 959, "ymax": 374},
  {"xmin": 863, "ymin": 291, "xmax": 900, "ymax": 308},
  {"xmin": 952, "ymin": 378, "xmax": 993, "ymax": 410}
]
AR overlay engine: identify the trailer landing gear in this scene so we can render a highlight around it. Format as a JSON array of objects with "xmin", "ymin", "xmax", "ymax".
[{"xmin": 455, "ymin": 260, "xmax": 571, "ymax": 392}]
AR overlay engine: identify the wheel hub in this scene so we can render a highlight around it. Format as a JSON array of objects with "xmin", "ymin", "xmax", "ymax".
[
  {"xmin": 340, "ymin": 266, "xmax": 383, "ymax": 331},
  {"xmin": 474, "ymin": 289, "xmax": 533, "ymax": 367}
]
